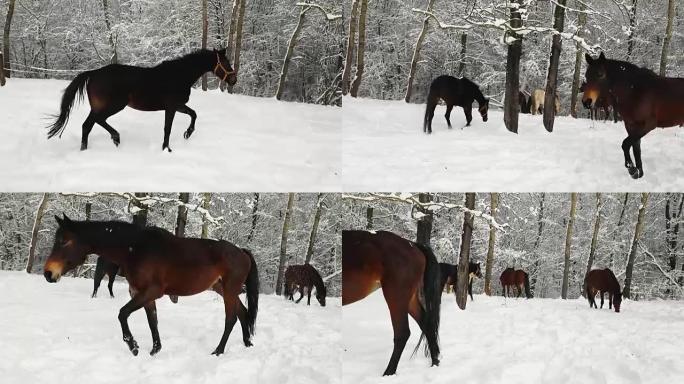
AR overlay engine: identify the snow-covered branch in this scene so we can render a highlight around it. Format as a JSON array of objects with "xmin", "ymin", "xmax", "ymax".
[{"xmin": 296, "ymin": 2, "xmax": 341, "ymax": 21}]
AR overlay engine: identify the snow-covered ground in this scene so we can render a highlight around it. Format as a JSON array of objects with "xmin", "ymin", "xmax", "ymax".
[
  {"xmin": 0, "ymin": 271, "xmax": 341, "ymax": 384},
  {"xmin": 0, "ymin": 79, "xmax": 340, "ymax": 191},
  {"xmin": 342, "ymin": 97, "xmax": 684, "ymax": 191},
  {"xmin": 343, "ymin": 290, "xmax": 684, "ymax": 384}
]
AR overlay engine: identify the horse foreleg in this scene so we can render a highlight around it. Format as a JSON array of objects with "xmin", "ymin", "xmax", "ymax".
[
  {"xmin": 295, "ymin": 287, "xmax": 304, "ymax": 303},
  {"xmin": 162, "ymin": 109, "xmax": 176, "ymax": 152},
  {"xmin": 307, "ymin": 286, "xmax": 312, "ymax": 306},
  {"xmin": 118, "ymin": 287, "xmax": 162, "ymax": 356},
  {"xmin": 212, "ymin": 294, "xmax": 239, "ymax": 356},
  {"xmin": 235, "ymin": 299, "xmax": 253, "ymax": 347},
  {"xmin": 463, "ymin": 105, "xmax": 473, "ymax": 127},
  {"xmin": 631, "ymin": 137, "xmax": 645, "ymax": 179},
  {"xmin": 80, "ymin": 112, "xmax": 96, "ymax": 151},
  {"xmin": 621, "ymin": 135, "xmax": 636, "ymax": 174},
  {"xmin": 600, "ymin": 291, "xmax": 605, "ymax": 308},
  {"xmin": 608, "ymin": 293, "xmax": 613, "ymax": 309},
  {"xmin": 177, "ymin": 105, "xmax": 197, "ymax": 139},
  {"xmin": 445, "ymin": 104, "xmax": 454, "ymax": 128},
  {"xmin": 143, "ymin": 300, "xmax": 162, "ymax": 355},
  {"xmin": 92, "ymin": 256, "xmax": 106, "ymax": 298},
  {"xmin": 107, "ymin": 266, "xmax": 118, "ymax": 298},
  {"xmin": 468, "ymin": 280, "xmax": 474, "ymax": 301}
]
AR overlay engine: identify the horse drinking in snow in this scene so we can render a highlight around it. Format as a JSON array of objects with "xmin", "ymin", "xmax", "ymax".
[
  {"xmin": 284, "ymin": 263, "xmax": 327, "ymax": 306},
  {"xmin": 423, "ymin": 75, "xmax": 489, "ymax": 133},
  {"xmin": 584, "ymin": 268, "xmax": 622, "ymax": 313},
  {"xmin": 499, "ymin": 267, "xmax": 532, "ymax": 298}
]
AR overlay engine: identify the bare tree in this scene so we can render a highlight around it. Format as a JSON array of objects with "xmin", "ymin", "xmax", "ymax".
[
  {"xmin": 416, "ymin": 193, "xmax": 433, "ymax": 246},
  {"xmin": 457, "ymin": 33, "xmax": 467, "ymax": 77},
  {"xmin": 3, "ymin": 0, "xmax": 16, "ymax": 77},
  {"xmin": 201, "ymin": 0, "xmax": 209, "ymax": 90},
  {"xmin": 562, "ymin": 193, "xmax": 577, "ymax": 299},
  {"xmin": 456, "ymin": 193, "xmax": 476, "ymax": 309},
  {"xmin": 132, "ymin": 192, "xmax": 149, "ymax": 227},
  {"xmin": 341, "ymin": 0, "xmax": 359, "ymax": 95},
  {"xmin": 624, "ymin": 193, "xmax": 649, "ymax": 299},
  {"xmin": 665, "ymin": 194, "xmax": 684, "ymax": 271},
  {"xmin": 626, "ymin": 0, "xmax": 638, "ymax": 60},
  {"xmin": 503, "ymin": 0, "xmax": 523, "ymax": 133},
  {"xmin": 349, "ymin": 0, "xmax": 367, "ymax": 98},
  {"xmin": 101, "ymin": 0, "xmax": 118, "ymax": 64},
  {"xmin": 659, "ymin": 0, "xmax": 675, "ymax": 75},
  {"xmin": 530, "ymin": 193, "xmax": 546, "ymax": 291},
  {"xmin": 543, "ymin": 0, "xmax": 567, "ymax": 132},
  {"xmin": 365, "ymin": 206, "xmax": 373, "ymax": 230},
  {"xmin": 404, "ymin": 0, "xmax": 436, "ymax": 103},
  {"xmin": 275, "ymin": 193, "xmax": 295, "ymax": 295},
  {"xmin": 0, "ymin": 51, "xmax": 5, "ymax": 86},
  {"xmin": 247, "ymin": 193, "xmax": 259, "ymax": 243},
  {"xmin": 175, "ymin": 193, "xmax": 190, "ymax": 237},
  {"xmin": 484, "ymin": 193, "xmax": 498, "ymax": 296},
  {"xmin": 570, "ymin": 0, "xmax": 587, "ymax": 117},
  {"xmin": 26, "ymin": 193, "xmax": 50, "ymax": 274},
  {"xmin": 305, "ymin": 193, "xmax": 325, "ymax": 264},
  {"xmin": 200, "ymin": 193, "xmax": 211, "ymax": 239}
]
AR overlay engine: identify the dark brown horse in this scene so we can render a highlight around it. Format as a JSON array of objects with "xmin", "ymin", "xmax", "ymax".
[
  {"xmin": 424, "ymin": 75, "xmax": 489, "ymax": 133},
  {"xmin": 582, "ymin": 52, "xmax": 684, "ymax": 178},
  {"xmin": 47, "ymin": 48, "xmax": 237, "ymax": 152},
  {"xmin": 585, "ymin": 268, "xmax": 622, "ymax": 313},
  {"xmin": 438, "ymin": 261, "xmax": 482, "ymax": 300},
  {"xmin": 43, "ymin": 215, "xmax": 258, "ymax": 356},
  {"xmin": 499, "ymin": 268, "xmax": 532, "ymax": 298},
  {"xmin": 91, "ymin": 256, "xmax": 179, "ymax": 303},
  {"xmin": 343, "ymin": 230, "xmax": 441, "ymax": 376},
  {"xmin": 580, "ymin": 82, "xmax": 618, "ymax": 123},
  {"xmin": 284, "ymin": 264, "xmax": 327, "ymax": 306}
]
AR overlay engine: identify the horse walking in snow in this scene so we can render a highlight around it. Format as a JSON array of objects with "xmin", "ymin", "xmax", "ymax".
[
  {"xmin": 423, "ymin": 75, "xmax": 489, "ymax": 133},
  {"xmin": 284, "ymin": 264, "xmax": 327, "ymax": 306}
]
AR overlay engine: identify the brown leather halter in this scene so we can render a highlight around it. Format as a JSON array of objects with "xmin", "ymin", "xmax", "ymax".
[{"xmin": 213, "ymin": 52, "xmax": 235, "ymax": 82}]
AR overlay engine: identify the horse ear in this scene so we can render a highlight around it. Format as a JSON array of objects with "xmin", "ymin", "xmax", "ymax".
[
  {"xmin": 55, "ymin": 215, "xmax": 63, "ymax": 226},
  {"xmin": 63, "ymin": 214, "xmax": 74, "ymax": 226},
  {"xmin": 218, "ymin": 47, "xmax": 227, "ymax": 56},
  {"xmin": 585, "ymin": 53, "xmax": 593, "ymax": 64},
  {"xmin": 598, "ymin": 52, "xmax": 606, "ymax": 61}
]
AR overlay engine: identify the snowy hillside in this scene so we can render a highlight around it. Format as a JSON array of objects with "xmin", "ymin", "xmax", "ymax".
[
  {"xmin": 0, "ymin": 79, "xmax": 340, "ymax": 191},
  {"xmin": 343, "ymin": 97, "xmax": 684, "ymax": 192},
  {"xmin": 343, "ymin": 290, "xmax": 684, "ymax": 384},
  {"xmin": 0, "ymin": 271, "xmax": 341, "ymax": 384}
]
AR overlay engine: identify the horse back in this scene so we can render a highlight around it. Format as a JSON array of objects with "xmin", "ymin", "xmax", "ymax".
[
  {"xmin": 429, "ymin": 75, "xmax": 468, "ymax": 105},
  {"xmin": 585, "ymin": 269, "xmax": 619, "ymax": 293}
]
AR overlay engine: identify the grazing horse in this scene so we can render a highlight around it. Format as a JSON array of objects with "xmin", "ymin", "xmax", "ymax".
[
  {"xmin": 438, "ymin": 261, "xmax": 482, "ymax": 300},
  {"xmin": 424, "ymin": 75, "xmax": 489, "ymax": 133},
  {"xmin": 47, "ymin": 48, "xmax": 237, "ymax": 152},
  {"xmin": 284, "ymin": 264, "xmax": 327, "ymax": 306},
  {"xmin": 530, "ymin": 89, "xmax": 560, "ymax": 115},
  {"xmin": 519, "ymin": 90, "xmax": 532, "ymax": 114},
  {"xmin": 582, "ymin": 52, "xmax": 684, "ymax": 179},
  {"xmin": 43, "ymin": 214, "xmax": 258, "ymax": 356},
  {"xmin": 91, "ymin": 256, "xmax": 179, "ymax": 303},
  {"xmin": 343, "ymin": 230, "xmax": 441, "ymax": 376},
  {"xmin": 584, "ymin": 268, "xmax": 622, "ymax": 313},
  {"xmin": 499, "ymin": 268, "xmax": 532, "ymax": 298},
  {"xmin": 580, "ymin": 82, "xmax": 618, "ymax": 123}
]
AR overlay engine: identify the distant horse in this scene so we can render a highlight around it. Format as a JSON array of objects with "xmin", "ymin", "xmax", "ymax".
[
  {"xmin": 582, "ymin": 52, "xmax": 684, "ymax": 179},
  {"xmin": 530, "ymin": 89, "xmax": 560, "ymax": 115},
  {"xmin": 584, "ymin": 268, "xmax": 622, "ymax": 313},
  {"xmin": 438, "ymin": 261, "xmax": 482, "ymax": 300},
  {"xmin": 43, "ymin": 214, "xmax": 258, "ymax": 356},
  {"xmin": 499, "ymin": 267, "xmax": 532, "ymax": 298},
  {"xmin": 47, "ymin": 48, "xmax": 237, "ymax": 152},
  {"xmin": 519, "ymin": 90, "xmax": 532, "ymax": 114},
  {"xmin": 343, "ymin": 230, "xmax": 441, "ymax": 376},
  {"xmin": 580, "ymin": 82, "xmax": 618, "ymax": 123},
  {"xmin": 424, "ymin": 75, "xmax": 489, "ymax": 133},
  {"xmin": 91, "ymin": 256, "xmax": 179, "ymax": 303},
  {"xmin": 284, "ymin": 264, "xmax": 327, "ymax": 306}
]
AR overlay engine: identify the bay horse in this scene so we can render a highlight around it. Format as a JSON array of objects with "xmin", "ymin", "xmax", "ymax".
[
  {"xmin": 438, "ymin": 261, "xmax": 482, "ymax": 300},
  {"xmin": 584, "ymin": 268, "xmax": 622, "ymax": 313},
  {"xmin": 499, "ymin": 267, "xmax": 532, "ymax": 298},
  {"xmin": 343, "ymin": 230, "xmax": 441, "ymax": 376},
  {"xmin": 529, "ymin": 89, "xmax": 560, "ymax": 115},
  {"xmin": 424, "ymin": 75, "xmax": 489, "ymax": 133},
  {"xmin": 46, "ymin": 48, "xmax": 237, "ymax": 152},
  {"xmin": 284, "ymin": 263, "xmax": 327, "ymax": 306},
  {"xmin": 582, "ymin": 52, "xmax": 684, "ymax": 179},
  {"xmin": 43, "ymin": 214, "xmax": 258, "ymax": 356},
  {"xmin": 91, "ymin": 256, "xmax": 178, "ymax": 303}
]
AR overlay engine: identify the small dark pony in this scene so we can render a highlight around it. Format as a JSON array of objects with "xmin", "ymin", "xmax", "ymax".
[
  {"xmin": 582, "ymin": 52, "xmax": 684, "ymax": 179},
  {"xmin": 585, "ymin": 268, "xmax": 622, "ymax": 313},
  {"xmin": 91, "ymin": 256, "xmax": 178, "ymax": 303},
  {"xmin": 47, "ymin": 48, "xmax": 237, "ymax": 152},
  {"xmin": 438, "ymin": 261, "xmax": 482, "ymax": 300},
  {"xmin": 343, "ymin": 230, "xmax": 441, "ymax": 376},
  {"xmin": 499, "ymin": 267, "xmax": 532, "ymax": 299},
  {"xmin": 44, "ymin": 214, "xmax": 258, "ymax": 357},
  {"xmin": 284, "ymin": 263, "xmax": 327, "ymax": 306},
  {"xmin": 424, "ymin": 75, "xmax": 489, "ymax": 133},
  {"xmin": 580, "ymin": 82, "xmax": 618, "ymax": 123}
]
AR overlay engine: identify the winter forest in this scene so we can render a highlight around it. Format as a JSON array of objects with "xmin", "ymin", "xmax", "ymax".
[
  {"xmin": 342, "ymin": 193, "xmax": 684, "ymax": 300},
  {"xmin": 0, "ymin": 193, "xmax": 342, "ymax": 296},
  {"xmin": 0, "ymin": 0, "xmax": 342, "ymax": 105}
]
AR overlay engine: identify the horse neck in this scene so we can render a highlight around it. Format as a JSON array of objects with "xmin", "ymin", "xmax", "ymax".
[
  {"xmin": 75, "ymin": 222, "xmax": 139, "ymax": 266},
  {"xmin": 167, "ymin": 53, "xmax": 214, "ymax": 87},
  {"xmin": 470, "ymin": 84, "xmax": 486, "ymax": 105}
]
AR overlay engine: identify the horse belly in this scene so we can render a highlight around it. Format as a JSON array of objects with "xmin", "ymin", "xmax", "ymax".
[
  {"xmin": 656, "ymin": 103, "xmax": 684, "ymax": 127},
  {"xmin": 165, "ymin": 269, "xmax": 222, "ymax": 296},
  {"xmin": 127, "ymin": 95, "xmax": 165, "ymax": 112}
]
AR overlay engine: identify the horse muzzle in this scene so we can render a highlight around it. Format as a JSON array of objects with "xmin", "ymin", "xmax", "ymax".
[
  {"xmin": 582, "ymin": 98, "xmax": 593, "ymax": 109},
  {"xmin": 227, "ymin": 75, "xmax": 237, "ymax": 86},
  {"xmin": 44, "ymin": 270, "xmax": 60, "ymax": 283}
]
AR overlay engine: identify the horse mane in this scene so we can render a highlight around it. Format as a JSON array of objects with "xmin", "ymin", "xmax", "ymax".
[
  {"xmin": 605, "ymin": 268, "xmax": 621, "ymax": 292},
  {"xmin": 308, "ymin": 264, "xmax": 326, "ymax": 296},
  {"xmin": 156, "ymin": 49, "xmax": 215, "ymax": 68},
  {"xmin": 460, "ymin": 77, "xmax": 487, "ymax": 104},
  {"xmin": 66, "ymin": 219, "xmax": 147, "ymax": 248},
  {"xmin": 603, "ymin": 58, "xmax": 659, "ymax": 89}
]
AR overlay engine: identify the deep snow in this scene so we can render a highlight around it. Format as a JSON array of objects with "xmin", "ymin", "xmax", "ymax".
[
  {"xmin": 342, "ymin": 97, "xmax": 684, "ymax": 191},
  {"xmin": 0, "ymin": 79, "xmax": 340, "ymax": 191},
  {"xmin": 343, "ymin": 290, "xmax": 684, "ymax": 384},
  {"xmin": 0, "ymin": 271, "xmax": 341, "ymax": 384}
]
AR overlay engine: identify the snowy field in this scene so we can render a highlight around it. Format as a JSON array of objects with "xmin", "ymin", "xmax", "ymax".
[
  {"xmin": 0, "ymin": 271, "xmax": 341, "ymax": 384},
  {"xmin": 0, "ymin": 79, "xmax": 340, "ymax": 191},
  {"xmin": 343, "ymin": 97, "xmax": 684, "ymax": 191},
  {"xmin": 343, "ymin": 290, "xmax": 684, "ymax": 384}
]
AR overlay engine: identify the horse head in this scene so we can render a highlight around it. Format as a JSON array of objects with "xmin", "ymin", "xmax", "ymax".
[
  {"xmin": 44, "ymin": 214, "xmax": 90, "ymax": 282},
  {"xmin": 478, "ymin": 99, "xmax": 490, "ymax": 122},
  {"xmin": 613, "ymin": 290, "xmax": 623, "ymax": 313},
  {"xmin": 582, "ymin": 52, "xmax": 608, "ymax": 109},
  {"xmin": 213, "ymin": 48, "xmax": 237, "ymax": 86}
]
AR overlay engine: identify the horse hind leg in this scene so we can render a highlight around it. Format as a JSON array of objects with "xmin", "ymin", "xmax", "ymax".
[
  {"xmin": 463, "ymin": 105, "xmax": 473, "ymax": 127},
  {"xmin": 444, "ymin": 104, "xmax": 454, "ymax": 128},
  {"xmin": 408, "ymin": 294, "xmax": 439, "ymax": 367},
  {"xmin": 80, "ymin": 112, "xmax": 96, "ymax": 151},
  {"xmin": 380, "ymin": 283, "xmax": 412, "ymax": 376},
  {"xmin": 632, "ymin": 137, "xmax": 645, "ymax": 179},
  {"xmin": 92, "ymin": 102, "xmax": 126, "ymax": 148},
  {"xmin": 212, "ymin": 279, "xmax": 242, "ymax": 356},
  {"xmin": 91, "ymin": 256, "xmax": 106, "ymax": 298},
  {"xmin": 235, "ymin": 299, "xmax": 253, "ymax": 347},
  {"xmin": 600, "ymin": 291, "xmax": 605, "ymax": 308},
  {"xmin": 107, "ymin": 265, "xmax": 118, "ymax": 298},
  {"xmin": 162, "ymin": 109, "xmax": 176, "ymax": 152},
  {"xmin": 177, "ymin": 105, "xmax": 197, "ymax": 139}
]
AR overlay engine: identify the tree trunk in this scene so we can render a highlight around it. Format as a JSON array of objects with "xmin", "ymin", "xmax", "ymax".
[
  {"xmin": 3, "ymin": 0, "xmax": 16, "ymax": 77},
  {"xmin": 561, "ymin": 193, "xmax": 577, "ymax": 299},
  {"xmin": 224, "ymin": 0, "xmax": 240, "ymax": 92},
  {"xmin": 275, "ymin": 193, "xmax": 295, "ymax": 295},
  {"xmin": 365, "ymin": 206, "xmax": 373, "ymax": 230},
  {"xmin": 484, "ymin": 193, "xmax": 498, "ymax": 296},
  {"xmin": 665, "ymin": 194, "xmax": 684, "ymax": 271},
  {"xmin": 659, "ymin": 0, "xmax": 675, "ymax": 75},
  {"xmin": 26, "ymin": 193, "xmax": 50, "ymax": 274},
  {"xmin": 609, "ymin": 193, "xmax": 630, "ymax": 270},
  {"xmin": 0, "ymin": 52, "xmax": 5, "ymax": 86},
  {"xmin": 101, "ymin": 0, "xmax": 118, "ymax": 64},
  {"xmin": 415, "ymin": 193, "xmax": 433, "ymax": 246},
  {"xmin": 349, "ymin": 0, "xmax": 368, "ymax": 98},
  {"xmin": 175, "ymin": 193, "xmax": 190, "ymax": 237},
  {"xmin": 341, "ymin": 0, "xmax": 359, "ymax": 95},
  {"xmin": 570, "ymin": 0, "xmax": 587, "ymax": 118},
  {"xmin": 456, "ymin": 193, "xmax": 476, "ymax": 309},
  {"xmin": 199, "ymin": 193, "xmax": 211, "ymax": 239},
  {"xmin": 626, "ymin": 0, "xmax": 638, "ymax": 60},
  {"xmin": 543, "ymin": 0, "xmax": 567, "ymax": 132},
  {"xmin": 305, "ymin": 193, "xmax": 325, "ymax": 264},
  {"xmin": 132, "ymin": 193, "xmax": 149, "ymax": 227},
  {"xmin": 530, "ymin": 193, "xmax": 546, "ymax": 292},
  {"xmin": 457, "ymin": 32, "xmax": 467, "ymax": 77},
  {"xmin": 404, "ymin": 0, "xmax": 435, "ymax": 103},
  {"xmin": 623, "ymin": 193, "xmax": 649, "ymax": 299},
  {"xmin": 583, "ymin": 193, "xmax": 602, "ymax": 295},
  {"xmin": 227, "ymin": 0, "xmax": 246, "ymax": 93},
  {"xmin": 247, "ymin": 193, "xmax": 259, "ymax": 243},
  {"xmin": 503, "ymin": 0, "xmax": 523, "ymax": 133},
  {"xmin": 201, "ymin": 0, "xmax": 208, "ymax": 90},
  {"xmin": 276, "ymin": 7, "xmax": 307, "ymax": 100}
]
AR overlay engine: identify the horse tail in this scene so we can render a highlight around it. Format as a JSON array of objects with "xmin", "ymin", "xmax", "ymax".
[
  {"xmin": 47, "ymin": 70, "xmax": 91, "ymax": 139},
  {"xmin": 242, "ymin": 248, "xmax": 259, "ymax": 336},
  {"xmin": 412, "ymin": 242, "xmax": 441, "ymax": 361},
  {"xmin": 524, "ymin": 272, "xmax": 533, "ymax": 299}
]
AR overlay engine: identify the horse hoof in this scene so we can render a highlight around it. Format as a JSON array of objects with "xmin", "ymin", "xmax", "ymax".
[
  {"xmin": 111, "ymin": 136, "xmax": 120, "ymax": 146},
  {"xmin": 184, "ymin": 129, "xmax": 194, "ymax": 139},
  {"xmin": 210, "ymin": 349, "xmax": 224, "ymax": 356},
  {"xmin": 244, "ymin": 340, "xmax": 253, "ymax": 347},
  {"xmin": 150, "ymin": 343, "xmax": 162, "ymax": 356},
  {"xmin": 80, "ymin": 144, "xmax": 87, "ymax": 151}
]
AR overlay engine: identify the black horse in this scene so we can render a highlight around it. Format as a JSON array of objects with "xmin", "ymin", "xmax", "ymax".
[
  {"xmin": 424, "ymin": 75, "xmax": 489, "ymax": 133},
  {"xmin": 47, "ymin": 48, "xmax": 237, "ymax": 152},
  {"xmin": 439, "ymin": 261, "xmax": 482, "ymax": 301}
]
